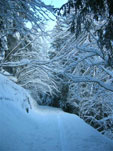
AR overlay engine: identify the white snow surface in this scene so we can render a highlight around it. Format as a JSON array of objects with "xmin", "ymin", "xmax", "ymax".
[
  {"xmin": 0, "ymin": 74, "xmax": 113, "ymax": 151},
  {"xmin": 0, "ymin": 74, "xmax": 32, "ymax": 110}
]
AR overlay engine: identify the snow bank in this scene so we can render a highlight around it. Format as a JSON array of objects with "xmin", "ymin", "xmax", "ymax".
[{"xmin": 0, "ymin": 74, "xmax": 34, "ymax": 111}]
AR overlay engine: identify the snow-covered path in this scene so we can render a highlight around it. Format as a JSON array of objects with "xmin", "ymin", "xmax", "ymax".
[{"xmin": 0, "ymin": 101, "xmax": 113, "ymax": 151}]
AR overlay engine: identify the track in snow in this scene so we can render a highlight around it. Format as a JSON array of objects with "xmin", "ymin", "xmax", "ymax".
[{"xmin": 0, "ymin": 101, "xmax": 113, "ymax": 151}]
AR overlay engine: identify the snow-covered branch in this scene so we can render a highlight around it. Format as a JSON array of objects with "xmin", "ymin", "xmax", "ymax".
[
  {"xmin": 100, "ymin": 66, "xmax": 113, "ymax": 78},
  {"xmin": 64, "ymin": 53, "xmax": 96, "ymax": 72},
  {"xmin": 76, "ymin": 45, "xmax": 104, "ymax": 59},
  {"xmin": 0, "ymin": 59, "xmax": 52, "ymax": 68},
  {"xmin": 65, "ymin": 73, "xmax": 113, "ymax": 92}
]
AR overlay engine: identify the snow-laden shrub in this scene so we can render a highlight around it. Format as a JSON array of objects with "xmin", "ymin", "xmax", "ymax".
[
  {"xmin": 50, "ymin": 14, "xmax": 113, "ymax": 139},
  {"xmin": 0, "ymin": 29, "xmax": 58, "ymax": 105},
  {"xmin": 66, "ymin": 77, "xmax": 113, "ymax": 139}
]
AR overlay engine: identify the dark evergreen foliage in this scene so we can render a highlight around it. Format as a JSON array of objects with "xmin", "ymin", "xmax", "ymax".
[{"xmin": 57, "ymin": 0, "xmax": 113, "ymax": 67}]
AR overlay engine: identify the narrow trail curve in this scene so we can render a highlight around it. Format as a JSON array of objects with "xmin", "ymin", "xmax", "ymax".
[{"xmin": 0, "ymin": 102, "xmax": 113, "ymax": 151}]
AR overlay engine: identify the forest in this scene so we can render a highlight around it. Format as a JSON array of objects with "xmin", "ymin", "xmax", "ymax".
[{"xmin": 0, "ymin": 0, "xmax": 113, "ymax": 147}]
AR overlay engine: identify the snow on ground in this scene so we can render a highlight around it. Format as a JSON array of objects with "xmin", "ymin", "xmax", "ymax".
[
  {"xmin": 0, "ymin": 74, "xmax": 33, "ymax": 111},
  {"xmin": 0, "ymin": 74, "xmax": 113, "ymax": 151}
]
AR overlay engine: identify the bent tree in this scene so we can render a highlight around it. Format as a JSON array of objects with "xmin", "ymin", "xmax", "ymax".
[
  {"xmin": 51, "ymin": 0, "xmax": 113, "ymax": 138},
  {"xmin": 0, "ymin": 0, "xmax": 57, "ymax": 104}
]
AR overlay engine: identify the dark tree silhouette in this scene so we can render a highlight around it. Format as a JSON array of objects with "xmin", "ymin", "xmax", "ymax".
[{"xmin": 57, "ymin": 0, "xmax": 113, "ymax": 67}]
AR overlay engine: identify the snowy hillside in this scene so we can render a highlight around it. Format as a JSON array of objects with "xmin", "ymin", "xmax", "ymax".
[
  {"xmin": 0, "ymin": 74, "xmax": 113, "ymax": 151},
  {"xmin": 0, "ymin": 74, "xmax": 33, "ymax": 112}
]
